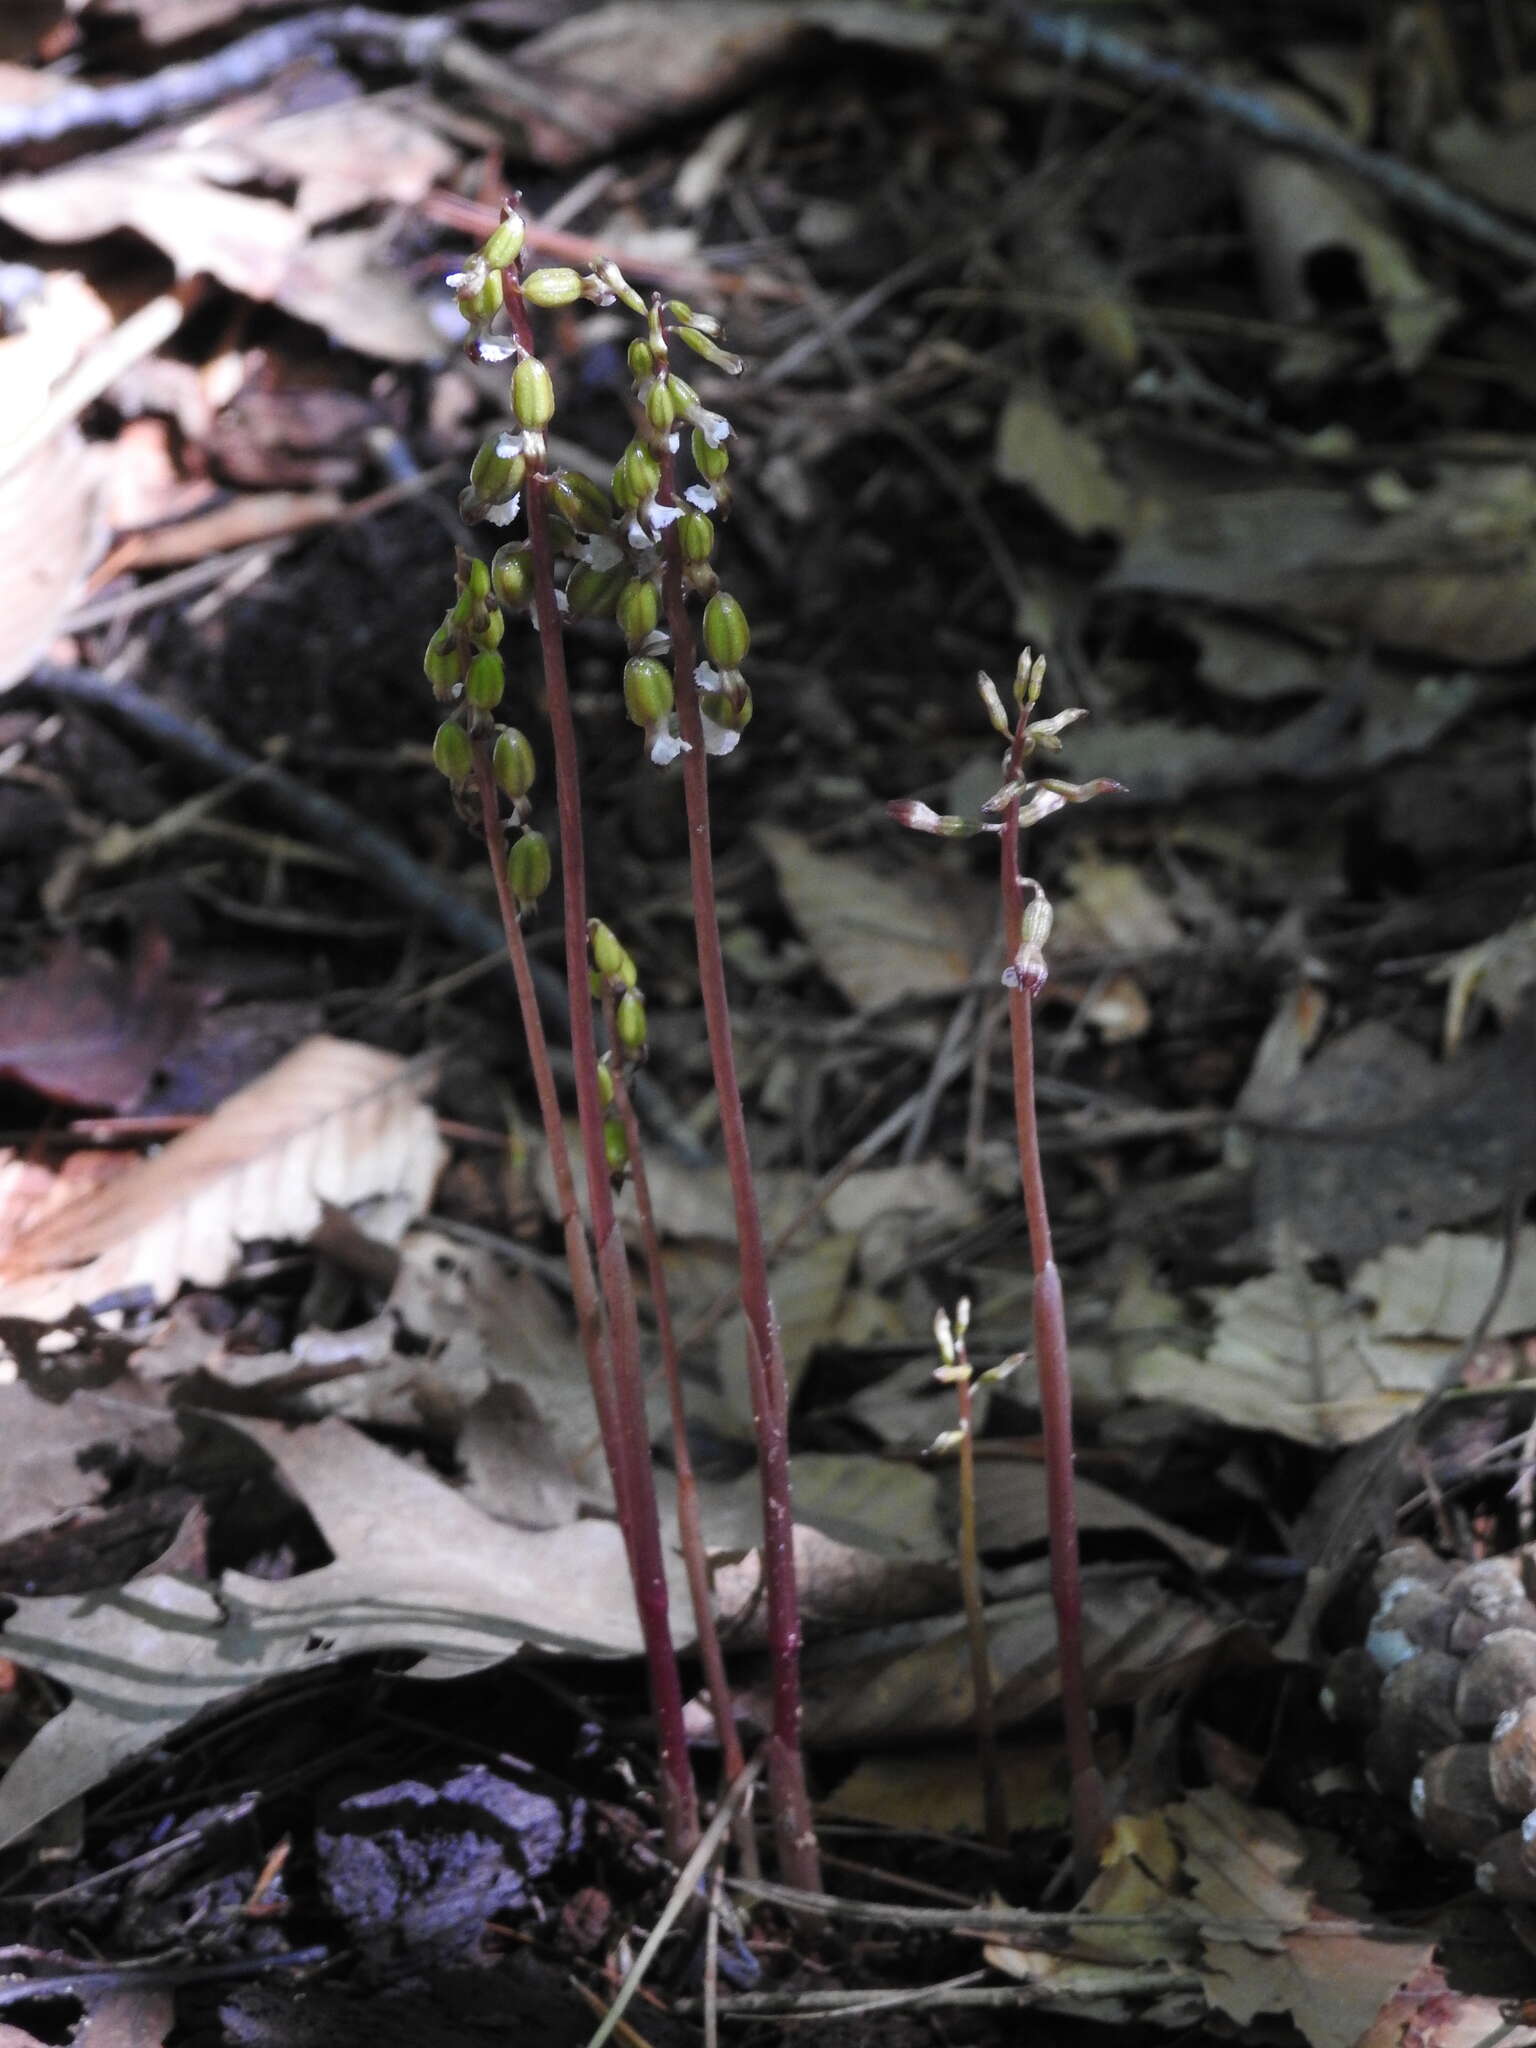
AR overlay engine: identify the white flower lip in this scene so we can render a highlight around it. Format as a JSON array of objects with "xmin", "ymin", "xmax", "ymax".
[
  {"xmin": 484, "ymin": 493, "xmax": 521, "ymax": 528},
  {"xmin": 684, "ymin": 484, "xmax": 717, "ymax": 512}
]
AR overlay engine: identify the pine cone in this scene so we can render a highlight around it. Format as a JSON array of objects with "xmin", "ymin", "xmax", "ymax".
[{"xmin": 1324, "ymin": 1540, "xmax": 1536, "ymax": 1900}]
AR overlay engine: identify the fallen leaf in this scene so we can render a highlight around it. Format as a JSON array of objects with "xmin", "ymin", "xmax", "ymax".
[
  {"xmin": 0, "ymin": 931, "xmax": 200, "ymax": 1110},
  {"xmin": 75, "ymin": 1986, "xmax": 175, "ymax": 2047},
  {"xmin": 0, "ymin": 1035, "xmax": 445, "ymax": 1322},
  {"xmin": 1357, "ymin": 1226, "xmax": 1536, "ymax": 1343},
  {"xmin": 709, "ymin": 1517, "xmax": 957, "ymax": 1644},
  {"xmin": 0, "ymin": 1376, "xmax": 175, "ymax": 1546},
  {"xmin": 704, "ymin": 1452, "xmax": 951, "ymax": 1564},
  {"xmin": 758, "ymin": 825, "xmax": 988, "ymax": 1013},
  {"xmin": 825, "ymin": 1740, "xmax": 1078, "ymax": 1834},
  {"xmin": 0, "ymin": 1414, "xmax": 681, "ymax": 1849},
  {"xmin": 995, "ymin": 383, "xmax": 1134, "ymax": 538},
  {"xmin": 0, "ymin": 427, "xmax": 108, "ymax": 688},
  {"xmin": 1430, "ymin": 911, "xmax": 1536, "ymax": 1054},
  {"xmin": 971, "ymin": 1458, "xmax": 1228, "ymax": 1575},
  {"xmin": 1358, "ymin": 1960, "xmax": 1536, "ymax": 2048},
  {"xmin": 716, "ymin": 1233, "xmax": 855, "ymax": 1427},
  {"xmin": 1171, "ymin": 1787, "xmax": 1435, "ymax": 2048}
]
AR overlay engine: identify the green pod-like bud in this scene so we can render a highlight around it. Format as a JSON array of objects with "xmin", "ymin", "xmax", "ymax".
[
  {"xmin": 423, "ymin": 630, "xmax": 460, "ymax": 695},
  {"xmin": 522, "ymin": 266, "xmax": 583, "ymax": 308},
  {"xmin": 678, "ymin": 510, "xmax": 714, "ymax": 563},
  {"xmin": 645, "ymin": 377, "xmax": 675, "ymax": 433},
  {"xmin": 511, "ymin": 356, "xmax": 555, "ymax": 431},
  {"xmin": 627, "ymin": 338, "xmax": 655, "ymax": 381},
  {"xmin": 702, "ymin": 591, "xmax": 750, "ymax": 670},
  {"xmin": 615, "ymin": 989, "xmax": 647, "ymax": 1052},
  {"xmin": 546, "ymin": 469, "xmax": 613, "ymax": 535},
  {"xmin": 449, "ymin": 585, "xmax": 476, "ymax": 627},
  {"xmin": 470, "ymin": 433, "xmax": 525, "ymax": 502},
  {"xmin": 565, "ymin": 561, "xmax": 627, "ymax": 618},
  {"xmin": 465, "ymin": 648, "xmax": 505, "ymax": 710},
  {"xmin": 603, "ymin": 1115, "xmax": 629, "ymax": 1174},
  {"xmin": 674, "ymin": 324, "xmax": 745, "ymax": 375},
  {"xmin": 492, "ymin": 726, "xmax": 535, "ymax": 801},
  {"xmin": 610, "ymin": 460, "xmax": 638, "ymax": 512},
  {"xmin": 455, "ymin": 264, "xmax": 503, "ymax": 325},
  {"xmin": 596, "ymin": 1057, "xmax": 615, "ymax": 1109},
  {"xmin": 491, "ymin": 543, "xmax": 535, "ymax": 609},
  {"xmin": 616, "ymin": 577, "xmax": 660, "ymax": 647},
  {"xmin": 589, "ymin": 919, "xmax": 626, "ymax": 979},
  {"xmin": 618, "ymin": 947, "xmax": 639, "ymax": 989},
  {"xmin": 623, "ymin": 656, "xmax": 674, "ymax": 727},
  {"xmin": 669, "ymin": 374, "xmax": 700, "ymax": 412},
  {"xmin": 432, "ymin": 720, "xmax": 473, "ymax": 784},
  {"xmin": 691, "ymin": 429, "xmax": 729, "ymax": 482},
  {"xmin": 463, "ymin": 555, "xmax": 492, "ymax": 604},
  {"xmin": 472, "ymin": 604, "xmax": 505, "ymax": 651},
  {"xmin": 481, "ymin": 210, "xmax": 526, "ymax": 270},
  {"xmin": 507, "ymin": 829, "xmax": 551, "ymax": 909},
  {"xmin": 622, "ymin": 440, "xmax": 661, "ymax": 503}
]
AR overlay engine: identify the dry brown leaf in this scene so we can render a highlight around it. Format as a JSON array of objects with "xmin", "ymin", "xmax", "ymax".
[
  {"xmin": 710, "ymin": 1517, "xmax": 957, "ymax": 1645},
  {"xmin": 75, "ymin": 1987, "xmax": 175, "ymax": 2047},
  {"xmin": 0, "ymin": 1035, "xmax": 444, "ymax": 1322},
  {"xmin": 232, "ymin": 92, "xmax": 456, "ymax": 226},
  {"xmin": 0, "ymin": 1377, "xmax": 175, "ymax": 1545},
  {"xmin": 825, "ymin": 1740, "xmax": 1077, "ymax": 1834},
  {"xmin": 1358, "ymin": 1961, "xmax": 1536, "ymax": 2048},
  {"xmin": 758, "ymin": 825, "xmax": 988, "ymax": 1013},
  {"xmin": 0, "ymin": 930, "xmax": 201, "ymax": 1109},
  {"xmin": 1171, "ymin": 1787, "xmax": 1435, "ymax": 2048},
  {"xmin": 0, "ymin": 427, "xmax": 107, "ymax": 688},
  {"xmin": 971, "ymin": 1458, "xmax": 1228, "ymax": 1575},
  {"xmin": 994, "ymin": 383, "xmax": 1134, "ymax": 539}
]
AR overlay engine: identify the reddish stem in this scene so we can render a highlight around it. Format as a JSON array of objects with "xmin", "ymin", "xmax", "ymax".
[
  {"xmin": 657, "ymin": 438, "xmax": 821, "ymax": 1893},
  {"xmin": 496, "ymin": 276, "xmax": 699, "ymax": 1862},
  {"xmin": 1000, "ymin": 744, "xmax": 1106, "ymax": 1884}
]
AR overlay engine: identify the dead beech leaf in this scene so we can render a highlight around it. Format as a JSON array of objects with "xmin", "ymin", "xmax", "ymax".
[
  {"xmin": 1171, "ymin": 1787, "xmax": 1434, "ymax": 2048},
  {"xmin": 0, "ymin": 1414, "xmax": 681, "ymax": 1849},
  {"xmin": 0, "ymin": 1377, "xmax": 175, "ymax": 1545},
  {"xmin": 709, "ymin": 1518, "xmax": 957, "ymax": 1646},
  {"xmin": 1358, "ymin": 1961, "xmax": 1536, "ymax": 2048},
  {"xmin": 971, "ymin": 1458, "xmax": 1227, "ymax": 1576},
  {"xmin": 1110, "ymin": 466, "xmax": 1536, "ymax": 664},
  {"xmin": 758, "ymin": 825, "xmax": 987, "ymax": 1013},
  {"xmin": 704, "ymin": 1453, "xmax": 951, "ymax": 1566},
  {"xmin": 0, "ymin": 427, "xmax": 107, "ymax": 688},
  {"xmin": 825, "ymin": 1740, "xmax": 1077, "ymax": 1834},
  {"xmin": 0, "ymin": 931, "xmax": 200, "ymax": 1110},
  {"xmin": 0, "ymin": 1035, "xmax": 445, "ymax": 1322},
  {"xmin": 994, "ymin": 383, "xmax": 1133, "ymax": 539}
]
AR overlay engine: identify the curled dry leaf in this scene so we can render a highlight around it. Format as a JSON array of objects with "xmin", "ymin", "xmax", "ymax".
[
  {"xmin": 0, "ymin": 929, "xmax": 201, "ymax": 1110},
  {"xmin": 0, "ymin": 1034, "xmax": 445, "ymax": 1323}
]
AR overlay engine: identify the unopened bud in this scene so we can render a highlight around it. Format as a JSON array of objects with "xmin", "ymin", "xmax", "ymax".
[
  {"xmin": 1003, "ymin": 889, "xmax": 1053, "ymax": 995},
  {"xmin": 702, "ymin": 592, "xmax": 750, "ymax": 670},
  {"xmin": 470, "ymin": 432, "xmax": 525, "ymax": 502},
  {"xmin": 454, "ymin": 261, "xmax": 503, "ymax": 326},
  {"xmin": 589, "ymin": 919, "xmax": 626, "ymax": 980},
  {"xmin": 423, "ymin": 630, "xmax": 460, "ymax": 696},
  {"xmin": 616, "ymin": 577, "xmax": 660, "ymax": 647},
  {"xmin": 522, "ymin": 266, "xmax": 583, "ymax": 308},
  {"xmin": 623, "ymin": 441, "xmax": 661, "ymax": 504},
  {"xmin": 673, "ymin": 324, "xmax": 744, "ymax": 376},
  {"xmin": 603, "ymin": 1115, "xmax": 630, "ymax": 1175},
  {"xmin": 481, "ymin": 208, "xmax": 526, "ymax": 270},
  {"xmin": 566, "ymin": 561, "xmax": 627, "ymax": 617},
  {"xmin": 511, "ymin": 356, "xmax": 555, "ymax": 430},
  {"xmin": 546, "ymin": 469, "xmax": 612, "ymax": 535},
  {"xmin": 1014, "ymin": 647, "xmax": 1047, "ymax": 706},
  {"xmin": 977, "ymin": 670, "xmax": 1012, "ymax": 738},
  {"xmin": 462, "ymin": 555, "xmax": 491, "ymax": 604},
  {"xmin": 472, "ymin": 606, "xmax": 505, "ymax": 651},
  {"xmin": 465, "ymin": 649, "xmax": 505, "ymax": 710},
  {"xmin": 691, "ymin": 430, "xmax": 729, "ymax": 483},
  {"xmin": 433, "ymin": 720, "xmax": 473, "ymax": 784},
  {"xmin": 624, "ymin": 656, "xmax": 674, "ymax": 727},
  {"xmin": 596, "ymin": 1057, "xmax": 615, "ymax": 1109},
  {"xmin": 628, "ymin": 339, "xmax": 655, "ymax": 381},
  {"xmin": 645, "ymin": 377, "xmax": 676, "ymax": 433},
  {"xmin": 507, "ymin": 829, "xmax": 551, "ymax": 909},
  {"xmin": 491, "ymin": 543, "xmax": 535, "ymax": 609},
  {"xmin": 492, "ymin": 727, "xmax": 535, "ymax": 801},
  {"xmin": 615, "ymin": 989, "xmax": 648, "ymax": 1052}
]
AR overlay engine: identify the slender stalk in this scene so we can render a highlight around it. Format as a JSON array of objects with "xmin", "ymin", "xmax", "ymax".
[
  {"xmin": 951, "ymin": 1361, "xmax": 1008, "ymax": 1849},
  {"xmin": 603, "ymin": 992, "xmax": 760, "ymax": 1880},
  {"xmin": 657, "ymin": 439, "xmax": 821, "ymax": 1892},
  {"xmin": 999, "ymin": 770, "xmax": 1106, "ymax": 1882},
  {"xmin": 495, "ymin": 276, "xmax": 699, "ymax": 1863}
]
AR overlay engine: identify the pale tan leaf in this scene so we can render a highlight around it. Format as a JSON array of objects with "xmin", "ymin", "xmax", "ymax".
[
  {"xmin": 1358, "ymin": 1961, "xmax": 1536, "ymax": 2048},
  {"xmin": 825, "ymin": 1739, "xmax": 1076, "ymax": 1834},
  {"xmin": 1171, "ymin": 1788, "xmax": 1435, "ymax": 2048},
  {"xmin": 971, "ymin": 1458, "xmax": 1228, "ymax": 1575},
  {"xmin": 709, "ymin": 1517, "xmax": 957, "ymax": 1645},
  {"xmin": 0, "ymin": 1035, "xmax": 445, "ymax": 1321},
  {"xmin": 716, "ymin": 1233, "xmax": 855, "ymax": 1428},
  {"xmin": 1357, "ymin": 1226, "xmax": 1536, "ymax": 1343},
  {"xmin": 0, "ymin": 428, "xmax": 108, "ymax": 688},
  {"xmin": 758, "ymin": 825, "xmax": 988, "ymax": 1013},
  {"xmin": 995, "ymin": 383, "xmax": 1133, "ymax": 539}
]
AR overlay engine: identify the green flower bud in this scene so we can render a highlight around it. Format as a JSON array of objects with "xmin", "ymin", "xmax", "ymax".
[
  {"xmin": 511, "ymin": 356, "xmax": 555, "ymax": 431},
  {"xmin": 546, "ymin": 469, "xmax": 612, "ymax": 535},
  {"xmin": 423, "ymin": 630, "xmax": 460, "ymax": 695},
  {"xmin": 610, "ymin": 459, "xmax": 638, "ymax": 512},
  {"xmin": 471, "ymin": 604, "xmax": 505, "ymax": 651},
  {"xmin": 481, "ymin": 210, "xmax": 526, "ymax": 269},
  {"xmin": 470, "ymin": 433, "xmax": 525, "ymax": 502},
  {"xmin": 616, "ymin": 578, "xmax": 660, "ymax": 647},
  {"xmin": 678, "ymin": 509, "xmax": 714, "ymax": 563},
  {"xmin": 603, "ymin": 1115, "xmax": 629, "ymax": 1174},
  {"xmin": 455, "ymin": 264, "xmax": 503, "ymax": 325},
  {"xmin": 522, "ymin": 266, "xmax": 583, "ymax": 308},
  {"xmin": 615, "ymin": 989, "xmax": 647, "ymax": 1052},
  {"xmin": 465, "ymin": 648, "xmax": 505, "ymax": 709},
  {"xmin": 700, "ymin": 686, "xmax": 753, "ymax": 745},
  {"xmin": 449, "ymin": 586, "xmax": 476, "ymax": 627},
  {"xmin": 669, "ymin": 300, "xmax": 723, "ymax": 339},
  {"xmin": 669, "ymin": 374, "xmax": 700, "ymax": 412},
  {"xmin": 691, "ymin": 429, "xmax": 729, "ymax": 482},
  {"xmin": 618, "ymin": 947, "xmax": 639, "ymax": 989},
  {"xmin": 589, "ymin": 919, "xmax": 626, "ymax": 979},
  {"xmin": 492, "ymin": 726, "xmax": 535, "ymax": 800},
  {"xmin": 627, "ymin": 339, "xmax": 655, "ymax": 381},
  {"xmin": 507, "ymin": 829, "xmax": 551, "ymax": 909},
  {"xmin": 622, "ymin": 440, "xmax": 661, "ymax": 503},
  {"xmin": 623, "ymin": 656, "xmax": 674, "ymax": 728},
  {"xmin": 596, "ymin": 1057, "xmax": 615, "ymax": 1109},
  {"xmin": 674, "ymin": 324, "xmax": 744, "ymax": 375},
  {"xmin": 565, "ymin": 560, "xmax": 627, "ymax": 617},
  {"xmin": 491, "ymin": 543, "xmax": 534, "ymax": 608},
  {"xmin": 432, "ymin": 720, "xmax": 473, "ymax": 784},
  {"xmin": 702, "ymin": 591, "xmax": 750, "ymax": 670},
  {"xmin": 462, "ymin": 554, "xmax": 492, "ymax": 603},
  {"xmin": 645, "ymin": 377, "xmax": 675, "ymax": 433}
]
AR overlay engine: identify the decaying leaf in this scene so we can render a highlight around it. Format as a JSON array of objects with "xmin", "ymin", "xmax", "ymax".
[
  {"xmin": 710, "ymin": 1516, "xmax": 957, "ymax": 1645},
  {"xmin": 758, "ymin": 825, "xmax": 988, "ymax": 1013},
  {"xmin": 1358, "ymin": 1961, "xmax": 1536, "ymax": 2048},
  {"xmin": 971, "ymin": 1458, "xmax": 1228, "ymax": 1575},
  {"xmin": 825, "ymin": 1739, "xmax": 1078, "ymax": 1835},
  {"xmin": 0, "ymin": 1414, "xmax": 680, "ymax": 1849},
  {"xmin": 1430, "ymin": 911, "xmax": 1536, "ymax": 1054},
  {"xmin": 0, "ymin": 1035, "xmax": 445, "ymax": 1322},
  {"xmin": 716, "ymin": 1233, "xmax": 856, "ymax": 1428},
  {"xmin": 0, "ymin": 930, "xmax": 200, "ymax": 1110},
  {"xmin": 0, "ymin": 426, "xmax": 108, "ymax": 689},
  {"xmin": 0, "ymin": 1376, "xmax": 175, "ymax": 1546},
  {"xmin": 705, "ymin": 1452, "xmax": 951, "ymax": 1565},
  {"xmin": 994, "ymin": 383, "xmax": 1134, "ymax": 539},
  {"xmin": 1172, "ymin": 1787, "xmax": 1435, "ymax": 2048}
]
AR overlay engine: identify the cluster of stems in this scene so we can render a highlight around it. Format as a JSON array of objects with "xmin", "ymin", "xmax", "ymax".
[
  {"xmin": 892, "ymin": 651, "xmax": 1121, "ymax": 1881},
  {"xmin": 425, "ymin": 202, "xmax": 818, "ymax": 1886}
]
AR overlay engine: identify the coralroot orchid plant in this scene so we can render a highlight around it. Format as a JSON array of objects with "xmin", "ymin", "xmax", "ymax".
[
  {"xmin": 892, "ymin": 651, "xmax": 1121, "ymax": 1880},
  {"xmin": 424, "ymin": 201, "xmax": 818, "ymax": 1888}
]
